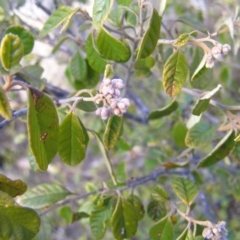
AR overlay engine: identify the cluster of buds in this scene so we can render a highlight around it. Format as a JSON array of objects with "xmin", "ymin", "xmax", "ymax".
[
  {"xmin": 205, "ymin": 43, "xmax": 231, "ymax": 68},
  {"xmin": 95, "ymin": 78, "xmax": 130, "ymax": 120},
  {"xmin": 202, "ymin": 221, "xmax": 228, "ymax": 240}
]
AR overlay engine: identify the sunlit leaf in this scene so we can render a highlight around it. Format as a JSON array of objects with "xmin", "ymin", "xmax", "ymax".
[
  {"xmin": 92, "ymin": 0, "xmax": 114, "ymax": 28},
  {"xmin": 147, "ymin": 200, "xmax": 167, "ymax": 221},
  {"xmin": 96, "ymin": 28, "xmax": 131, "ymax": 62},
  {"xmin": 0, "ymin": 33, "xmax": 23, "ymax": 71},
  {"xmin": 70, "ymin": 51, "xmax": 87, "ymax": 80},
  {"xmin": 58, "ymin": 112, "xmax": 89, "ymax": 166},
  {"xmin": 0, "ymin": 205, "xmax": 40, "ymax": 240},
  {"xmin": 191, "ymin": 53, "xmax": 208, "ymax": 82},
  {"xmin": 86, "ymin": 33, "xmax": 107, "ymax": 73},
  {"xmin": 27, "ymin": 88, "xmax": 59, "ymax": 171},
  {"xmin": 185, "ymin": 121, "xmax": 215, "ymax": 148},
  {"xmin": 39, "ymin": 6, "xmax": 78, "ymax": 38},
  {"xmin": 0, "ymin": 174, "xmax": 27, "ymax": 197},
  {"xmin": 162, "ymin": 50, "xmax": 189, "ymax": 97},
  {"xmin": 197, "ymin": 130, "xmax": 235, "ymax": 168},
  {"xmin": 172, "ymin": 177, "xmax": 199, "ymax": 205},
  {"xmin": 103, "ymin": 115, "xmax": 123, "ymax": 151},
  {"xmin": 111, "ymin": 196, "xmax": 138, "ymax": 239},
  {"xmin": 0, "ymin": 86, "xmax": 11, "ymax": 120},
  {"xmin": 137, "ymin": 8, "xmax": 161, "ymax": 59},
  {"xmin": 192, "ymin": 84, "xmax": 222, "ymax": 116},
  {"xmin": 0, "ymin": 190, "xmax": 15, "ymax": 206},
  {"xmin": 173, "ymin": 33, "xmax": 191, "ymax": 47},
  {"xmin": 5, "ymin": 25, "xmax": 34, "ymax": 55},
  {"xmin": 125, "ymin": 3, "xmax": 138, "ymax": 26},
  {"xmin": 148, "ymin": 100, "xmax": 178, "ymax": 120},
  {"xmin": 19, "ymin": 183, "xmax": 71, "ymax": 209},
  {"xmin": 151, "ymin": 185, "xmax": 168, "ymax": 202},
  {"xmin": 149, "ymin": 216, "xmax": 174, "ymax": 240}
]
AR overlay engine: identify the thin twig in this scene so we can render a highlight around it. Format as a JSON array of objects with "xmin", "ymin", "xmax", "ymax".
[{"xmin": 39, "ymin": 168, "xmax": 189, "ymax": 216}]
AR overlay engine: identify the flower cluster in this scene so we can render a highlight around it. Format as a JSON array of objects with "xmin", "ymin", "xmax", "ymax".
[
  {"xmin": 202, "ymin": 221, "xmax": 228, "ymax": 240},
  {"xmin": 205, "ymin": 43, "xmax": 231, "ymax": 68},
  {"xmin": 95, "ymin": 78, "xmax": 130, "ymax": 120}
]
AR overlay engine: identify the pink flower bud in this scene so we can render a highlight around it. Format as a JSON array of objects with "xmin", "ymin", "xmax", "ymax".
[
  {"xmin": 222, "ymin": 44, "xmax": 231, "ymax": 55},
  {"xmin": 95, "ymin": 108, "xmax": 102, "ymax": 116},
  {"xmin": 114, "ymin": 108, "xmax": 122, "ymax": 116},
  {"xmin": 101, "ymin": 107, "xmax": 110, "ymax": 120},
  {"xmin": 211, "ymin": 45, "xmax": 221, "ymax": 55},
  {"xmin": 117, "ymin": 102, "xmax": 126, "ymax": 109},
  {"xmin": 103, "ymin": 78, "xmax": 111, "ymax": 86},
  {"xmin": 120, "ymin": 98, "xmax": 130, "ymax": 107},
  {"xmin": 110, "ymin": 101, "xmax": 118, "ymax": 109},
  {"xmin": 114, "ymin": 89, "xmax": 121, "ymax": 97}
]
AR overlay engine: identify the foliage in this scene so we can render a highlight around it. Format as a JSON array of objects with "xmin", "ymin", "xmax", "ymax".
[{"xmin": 0, "ymin": 0, "xmax": 240, "ymax": 239}]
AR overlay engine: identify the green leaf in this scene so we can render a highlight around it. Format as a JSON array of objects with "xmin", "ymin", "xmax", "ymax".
[
  {"xmin": 96, "ymin": 28, "xmax": 131, "ymax": 62},
  {"xmin": 59, "ymin": 206, "xmax": 72, "ymax": 224},
  {"xmin": 104, "ymin": 64, "xmax": 114, "ymax": 79},
  {"xmin": 162, "ymin": 50, "xmax": 189, "ymax": 97},
  {"xmin": 27, "ymin": 88, "xmax": 59, "ymax": 171},
  {"xmin": 0, "ymin": 86, "xmax": 11, "ymax": 120},
  {"xmin": 51, "ymin": 36, "xmax": 70, "ymax": 54},
  {"xmin": 125, "ymin": 3, "xmax": 138, "ymax": 26},
  {"xmin": 90, "ymin": 203, "xmax": 112, "ymax": 239},
  {"xmin": 0, "ymin": 205, "xmax": 40, "ymax": 240},
  {"xmin": 0, "ymin": 33, "xmax": 23, "ymax": 71},
  {"xmin": 92, "ymin": 0, "xmax": 114, "ymax": 28},
  {"xmin": 0, "ymin": 190, "xmax": 15, "ymax": 206},
  {"xmin": 172, "ymin": 122, "xmax": 188, "ymax": 148},
  {"xmin": 76, "ymin": 92, "xmax": 97, "ymax": 112},
  {"xmin": 70, "ymin": 51, "xmax": 87, "ymax": 80},
  {"xmin": 137, "ymin": 8, "xmax": 161, "ymax": 59},
  {"xmin": 173, "ymin": 33, "xmax": 191, "ymax": 47},
  {"xmin": 148, "ymin": 100, "xmax": 178, "ymax": 120},
  {"xmin": 90, "ymin": 130, "xmax": 118, "ymax": 185},
  {"xmin": 134, "ymin": 56, "xmax": 155, "ymax": 78},
  {"xmin": 58, "ymin": 112, "xmax": 89, "ymax": 166},
  {"xmin": 111, "ymin": 196, "xmax": 138, "ymax": 240},
  {"xmin": 171, "ymin": 177, "xmax": 199, "ymax": 205},
  {"xmin": 185, "ymin": 122, "xmax": 215, "ymax": 148},
  {"xmin": 127, "ymin": 195, "xmax": 145, "ymax": 221},
  {"xmin": 151, "ymin": 185, "xmax": 168, "ymax": 202},
  {"xmin": 177, "ymin": 228, "xmax": 194, "ymax": 240},
  {"xmin": 147, "ymin": 200, "xmax": 167, "ymax": 221},
  {"xmin": 86, "ymin": 33, "xmax": 107, "ymax": 73},
  {"xmin": 5, "ymin": 25, "xmax": 34, "ymax": 55},
  {"xmin": 72, "ymin": 212, "xmax": 89, "ymax": 223},
  {"xmin": 103, "ymin": 115, "xmax": 123, "ymax": 151},
  {"xmin": 19, "ymin": 183, "xmax": 71, "ymax": 209},
  {"xmin": 197, "ymin": 130, "xmax": 235, "ymax": 168},
  {"xmin": 117, "ymin": 0, "xmax": 132, "ymax": 6},
  {"xmin": 149, "ymin": 216, "xmax": 174, "ymax": 240},
  {"xmin": 39, "ymin": 6, "xmax": 78, "ymax": 38},
  {"xmin": 18, "ymin": 65, "xmax": 45, "ymax": 90},
  {"xmin": 108, "ymin": 6, "xmax": 126, "ymax": 27},
  {"xmin": 33, "ymin": 216, "xmax": 52, "ymax": 240},
  {"xmin": 192, "ymin": 84, "xmax": 222, "ymax": 116},
  {"xmin": 191, "ymin": 53, "xmax": 208, "ymax": 82},
  {"xmin": 0, "ymin": 174, "xmax": 27, "ymax": 197}
]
